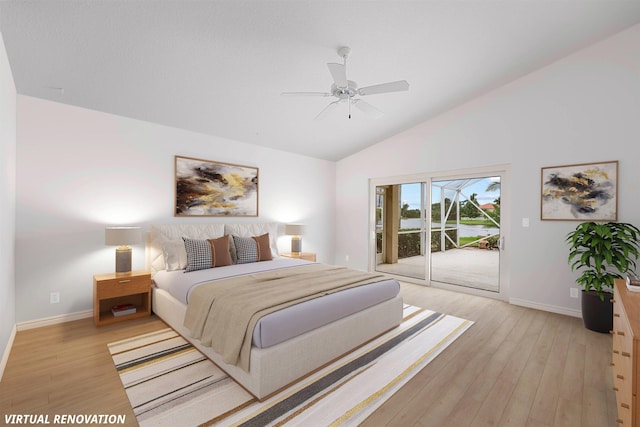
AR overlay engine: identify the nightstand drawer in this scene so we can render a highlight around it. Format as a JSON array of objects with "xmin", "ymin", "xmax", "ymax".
[
  {"xmin": 93, "ymin": 270, "xmax": 151, "ymax": 327},
  {"xmin": 96, "ymin": 275, "xmax": 150, "ymax": 298}
]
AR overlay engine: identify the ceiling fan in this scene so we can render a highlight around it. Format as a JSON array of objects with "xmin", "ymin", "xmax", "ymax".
[{"xmin": 281, "ymin": 46, "xmax": 409, "ymax": 119}]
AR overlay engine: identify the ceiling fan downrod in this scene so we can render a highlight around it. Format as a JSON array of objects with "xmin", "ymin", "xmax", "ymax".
[{"xmin": 338, "ymin": 47, "xmax": 352, "ymax": 119}]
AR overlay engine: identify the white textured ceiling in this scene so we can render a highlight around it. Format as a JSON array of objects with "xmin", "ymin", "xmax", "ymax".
[{"xmin": 1, "ymin": 1, "xmax": 640, "ymax": 161}]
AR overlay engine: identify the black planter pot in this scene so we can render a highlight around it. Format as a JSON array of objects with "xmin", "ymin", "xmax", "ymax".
[{"xmin": 581, "ymin": 290, "xmax": 613, "ymax": 333}]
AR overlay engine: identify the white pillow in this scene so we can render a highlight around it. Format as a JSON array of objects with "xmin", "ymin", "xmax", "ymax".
[{"xmin": 162, "ymin": 239, "xmax": 188, "ymax": 271}]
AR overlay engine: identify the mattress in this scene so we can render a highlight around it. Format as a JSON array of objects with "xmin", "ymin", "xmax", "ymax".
[{"xmin": 153, "ymin": 257, "xmax": 400, "ymax": 349}]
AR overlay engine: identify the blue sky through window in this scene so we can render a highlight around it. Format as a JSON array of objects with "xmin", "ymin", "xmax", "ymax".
[{"xmin": 400, "ymin": 177, "xmax": 500, "ymax": 210}]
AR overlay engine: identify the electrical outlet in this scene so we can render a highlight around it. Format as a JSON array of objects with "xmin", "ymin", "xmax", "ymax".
[
  {"xmin": 345, "ymin": 255, "xmax": 349, "ymax": 262},
  {"xmin": 50, "ymin": 292, "xmax": 60, "ymax": 304},
  {"xmin": 570, "ymin": 288, "xmax": 579, "ymax": 298}
]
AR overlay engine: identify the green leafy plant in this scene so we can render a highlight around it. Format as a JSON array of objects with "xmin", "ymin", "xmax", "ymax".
[
  {"xmin": 566, "ymin": 222, "xmax": 640, "ymax": 300},
  {"xmin": 486, "ymin": 235, "xmax": 500, "ymax": 249}
]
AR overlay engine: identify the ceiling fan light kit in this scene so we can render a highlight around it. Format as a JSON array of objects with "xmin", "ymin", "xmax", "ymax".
[{"xmin": 282, "ymin": 46, "xmax": 409, "ymax": 119}]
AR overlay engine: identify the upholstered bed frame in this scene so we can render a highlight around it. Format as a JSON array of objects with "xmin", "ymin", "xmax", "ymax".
[{"xmin": 146, "ymin": 223, "xmax": 403, "ymax": 400}]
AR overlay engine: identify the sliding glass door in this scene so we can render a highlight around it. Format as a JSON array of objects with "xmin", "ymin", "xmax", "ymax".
[
  {"xmin": 375, "ymin": 182, "xmax": 427, "ymax": 280},
  {"xmin": 430, "ymin": 176, "xmax": 501, "ymax": 293},
  {"xmin": 370, "ymin": 166, "xmax": 509, "ymax": 300}
]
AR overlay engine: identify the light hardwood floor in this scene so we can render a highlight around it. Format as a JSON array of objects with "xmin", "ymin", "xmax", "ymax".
[{"xmin": 0, "ymin": 283, "xmax": 617, "ymax": 427}]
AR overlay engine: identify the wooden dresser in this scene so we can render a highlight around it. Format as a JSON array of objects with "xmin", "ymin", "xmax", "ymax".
[{"xmin": 612, "ymin": 279, "xmax": 640, "ymax": 426}]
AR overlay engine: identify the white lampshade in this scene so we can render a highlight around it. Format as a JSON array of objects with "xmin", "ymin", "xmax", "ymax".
[
  {"xmin": 105, "ymin": 227, "xmax": 141, "ymax": 273},
  {"xmin": 285, "ymin": 224, "xmax": 305, "ymax": 236},
  {"xmin": 105, "ymin": 227, "xmax": 141, "ymax": 246}
]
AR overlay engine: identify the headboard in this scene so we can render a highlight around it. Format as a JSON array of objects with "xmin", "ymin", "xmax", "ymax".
[{"xmin": 146, "ymin": 222, "xmax": 281, "ymax": 276}]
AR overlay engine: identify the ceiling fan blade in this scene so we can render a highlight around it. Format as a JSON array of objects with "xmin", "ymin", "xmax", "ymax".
[
  {"xmin": 281, "ymin": 92, "xmax": 332, "ymax": 97},
  {"xmin": 314, "ymin": 100, "xmax": 341, "ymax": 120},
  {"xmin": 353, "ymin": 99, "xmax": 384, "ymax": 118},
  {"xmin": 327, "ymin": 63, "xmax": 348, "ymax": 88},
  {"xmin": 358, "ymin": 80, "xmax": 409, "ymax": 96}
]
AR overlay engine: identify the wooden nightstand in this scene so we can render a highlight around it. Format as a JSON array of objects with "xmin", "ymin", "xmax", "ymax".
[
  {"xmin": 280, "ymin": 252, "xmax": 317, "ymax": 262},
  {"xmin": 93, "ymin": 270, "xmax": 151, "ymax": 327}
]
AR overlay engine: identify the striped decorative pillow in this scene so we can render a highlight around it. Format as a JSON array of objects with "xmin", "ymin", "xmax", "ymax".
[{"xmin": 183, "ymin": 235, "xmax": 232, "ymax": 272}]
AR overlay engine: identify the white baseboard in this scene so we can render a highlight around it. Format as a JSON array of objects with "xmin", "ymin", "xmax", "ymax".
[
  {"xmin": 0, "ymin": 324, "xmax": 17, "ymax": 382},
  {"xmin": 509, "ymin": 297, "xmax": 582, "ymax": 319},
  {"xmin": 1, "ymin": 311, "xmax": 93, "ymax": 381},
  {"xmin": 16, "ymin": 309, "xmax": 93, "ymax": 331}
]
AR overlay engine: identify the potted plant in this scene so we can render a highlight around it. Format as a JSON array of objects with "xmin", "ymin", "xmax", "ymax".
[{"xmin": 566, "ymin": 221, "xmax": 640, "ymax": 333}]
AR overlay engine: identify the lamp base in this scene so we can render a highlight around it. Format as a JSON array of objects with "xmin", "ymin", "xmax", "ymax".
[
  {"xmin": 115, "ymin": 246, "xmax": 132, "ymax": 273},
  {"xmin": 291, "ymin": 236, "xmax": 302, "ymax": 254}
]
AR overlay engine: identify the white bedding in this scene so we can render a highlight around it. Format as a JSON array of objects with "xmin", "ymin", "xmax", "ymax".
[
  {"xmin": 154, "ymin": 257, "xmax": 313, "ymax": 304},
  {"xmin": 153, "ymin": 257, "xmax": 400, "ymax": 349}
]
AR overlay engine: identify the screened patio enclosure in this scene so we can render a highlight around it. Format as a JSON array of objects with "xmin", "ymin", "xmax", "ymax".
[{"xmin": 375, "ymin": 176, "xmax": 501, "ymax": 293}]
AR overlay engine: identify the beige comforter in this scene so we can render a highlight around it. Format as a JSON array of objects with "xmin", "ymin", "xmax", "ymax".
[{"xmin": 183, "ymin": 263, "xmax": 386, "ymax": 371}]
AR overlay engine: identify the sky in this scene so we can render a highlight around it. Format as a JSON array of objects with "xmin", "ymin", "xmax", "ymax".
[{"xmin": 400, "ymin": 177, "xmax": 500, "ymax": 210}]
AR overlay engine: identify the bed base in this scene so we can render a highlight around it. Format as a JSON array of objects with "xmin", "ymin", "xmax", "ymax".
[{"xmin": 152, "ymin": 287, "xmax": 403, "ymax": 400}]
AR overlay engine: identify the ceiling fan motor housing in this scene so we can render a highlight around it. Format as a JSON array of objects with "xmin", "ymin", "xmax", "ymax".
[{"xmin": 332, "ymin": 81, "xmax": 358, "ymax": 99}]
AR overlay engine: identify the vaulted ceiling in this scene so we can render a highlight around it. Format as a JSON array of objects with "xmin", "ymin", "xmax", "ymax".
[{"xmin": 2, "ymin": 1, "xmax": 640, "ymax": 161}]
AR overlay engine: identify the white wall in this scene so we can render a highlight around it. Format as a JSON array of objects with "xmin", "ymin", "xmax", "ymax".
[
  {"xmin": 10, "ymin": 23, "xmax": 640, "ymax": 325},
  {"xmin": 15, "ymin": 97, "xmax": 335, "ymax": 322},
  {"xmin": 336, "ymin": 24, "xmax": 640, "ymax": 314},
  {"xmin": 0, "ymin": 30, "xmax": 16, "ymax": 375}
]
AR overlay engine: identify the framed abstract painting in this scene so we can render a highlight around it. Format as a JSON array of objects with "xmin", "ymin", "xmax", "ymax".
[
  {"xmin": 540, "ymin": 160, "xmax": 618, "ymax": 221},
  {"xmin": 175, "ymin": 155, "xmax": 259, "ymax": 217}
]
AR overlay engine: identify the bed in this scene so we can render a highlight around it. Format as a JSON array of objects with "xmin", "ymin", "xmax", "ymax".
[{"xmin": 146, "ymin": 222, "xmax": 403, "ymax": 400}]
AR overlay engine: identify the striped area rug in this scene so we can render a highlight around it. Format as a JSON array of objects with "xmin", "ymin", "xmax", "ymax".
[{"xmin": 108, "ymin": 305, "xmax": 472, "ymax": 426}]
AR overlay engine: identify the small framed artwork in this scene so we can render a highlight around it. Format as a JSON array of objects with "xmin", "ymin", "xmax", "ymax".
[
  {"xmin": 541, "ymin": 160, "xmax": 618, "ymax": 221},
  {"xmin": 175, "ymin": 155, "xmax": 258, "ymax": 217}
]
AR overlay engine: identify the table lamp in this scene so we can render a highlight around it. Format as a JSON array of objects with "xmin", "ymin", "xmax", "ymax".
[
  {"xmin": 285, "ymin": 224, "xmax": 305, "ymax": 254},
  {"xmin": 105, "ymin": 226, "xmax": 141, "ymax": 273}
]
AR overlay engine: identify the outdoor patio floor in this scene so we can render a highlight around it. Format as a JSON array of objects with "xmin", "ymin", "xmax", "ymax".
[{"xmin": 376, "ymin": 247, "xmax": 500, "ymax": 292}]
